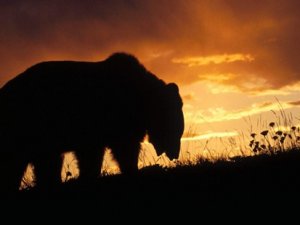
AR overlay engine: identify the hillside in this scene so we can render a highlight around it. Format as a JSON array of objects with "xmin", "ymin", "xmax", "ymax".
[{"xmin": 16, "ymin": 149, "xmax": 300, "ymax": 210}]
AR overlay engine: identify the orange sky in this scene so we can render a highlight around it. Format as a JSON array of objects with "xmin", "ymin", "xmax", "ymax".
[{"xmin": 1, "ymin": 0, "xmax": 300, "ymax": 158}]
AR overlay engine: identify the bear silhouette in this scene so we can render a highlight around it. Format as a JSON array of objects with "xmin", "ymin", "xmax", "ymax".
[{"xmin": 0, "ymin": 52, "xmax": 184, "ymax": 192}]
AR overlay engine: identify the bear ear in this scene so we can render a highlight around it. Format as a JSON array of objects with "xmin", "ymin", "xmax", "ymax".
[
  {"xmin": 166, "ymin": 83, "xmax": 179, "ymax": 93},
  {"xmin": 164, "ymin": 83, "xmax": 183, "ymax": 107}
]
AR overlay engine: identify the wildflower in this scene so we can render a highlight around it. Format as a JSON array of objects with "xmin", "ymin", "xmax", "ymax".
[
  {"xmin": 260, "ymin": 130, "xmax": 269, "ymax": 136},
  {"xmin": 261, "ymin": 144, "xmax": 266, "ymax": 149},
  {"xmin": 269, "ymin": 122, "xmax": 275, "ymax": 127},
  {"xmin": 291, "ymin": 126, "xmax": 296, "ymax": 131},
  {"xmin": 280, "ymin": 137, "xmax": 285, "ymax": 144},
  {"xmin": 249, "ymin": 140, "xmax": 254, "ymax": 147},
  {"xmin": 66, "ymin": 171, "xmax": 72, "ymax": 177},
  {"xmin": 275, "ymin": 131, "xmax": 283, "ymax": 136},
  {"xmin": 250, "ymin": 133, "xmax": 256, "ymax": 138},
  {"xmin": 273, "ymin": 136, "xmax": 278, "ymax": 140}
]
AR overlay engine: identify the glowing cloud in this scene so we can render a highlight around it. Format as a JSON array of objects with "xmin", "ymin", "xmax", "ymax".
[
  {"xmin": 1, "ymin": 0, "xmax": 300, "ymax": 92},
  {"xmin": 172, "ymin": 54, "xmax": 254, "ymax": 67},
  {"xmin": 181, "ymin": 131, "xmax": 239, "ymax": 142},
  {"xmin": 288, "ymin": 100, "xmax": 300, "ymax": 106},
  {"xmin": 189, "ymin": 100, "xmax": 300, "ymax": 124}
]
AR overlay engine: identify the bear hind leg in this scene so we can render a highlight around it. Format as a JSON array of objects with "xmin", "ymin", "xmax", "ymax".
[
  {"xmin": 32, "ymin": 152, "xmax": 63, "ymax": 191},
  {"xmin": 1, "ymin": 151, "xmax": 28, "ymax": 194}
]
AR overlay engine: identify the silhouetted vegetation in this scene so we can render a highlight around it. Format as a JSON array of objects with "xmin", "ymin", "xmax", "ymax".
[
  {"xmin": 13, "ymin": 112, "xmax": 300, "ymax": 213},
  {"xmin": 16, "ymin": 147, "xmax": 300, "ymax": 208},
  {"xmin": 249, "ymin": 122, "xmax": 300, "ymax": 154}
]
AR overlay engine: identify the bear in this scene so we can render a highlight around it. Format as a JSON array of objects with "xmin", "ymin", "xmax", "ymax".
[{"xmin": 0, "ymin": 52, "xmax": 184, "ymax": 193}]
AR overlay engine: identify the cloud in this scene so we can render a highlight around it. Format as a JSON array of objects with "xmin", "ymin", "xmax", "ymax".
[
  {"xmin": 181, "ymin": 131, "xmax": 239, "ymax": 142},
  {"xmin": 158, "ymin": 0, "xmax": 300, "ymax": 92},
  {"xmin": 182, "ymin": 93, "xmax": 195, "ymax": 101},
  {"xmin": 0, "ymin": 0, "xmax": 191, "ymax": 85},
  {"xmin": 172, "ymin": 53, "xmax": 254, "ymax": 67},
  {"xmin": 188, "ymin": 99, "xmax": 300, "ymax": 124},
  {"xmin": 288, "ymin": 100, "xmax": 300, "ymax": 106},
  {"xmin": 0, "ymin": 0, "xmax": 300, "ymax": 92}
]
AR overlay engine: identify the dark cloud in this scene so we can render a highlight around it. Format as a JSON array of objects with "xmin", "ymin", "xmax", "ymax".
[
  {"xmin": 288, "ymin": 100, "xmax": 300, "ymax": 106},
  {"xmin": 167, "ymin": 0, "xmax": 300, "ymax": 92},
  {"xmin": 0, "ymin": 0, "xmax": 192, "ymax": 85},
  {"xmin": 182, "ymin": 94, "xmax": 195, "ymax": 101},
  {"xmin": 257, "ymin": 102, "xmax": 273, "ymax": 108},
  {"xmin": 1, "ymin": 0, "xmax": 300, "ymax": 92}
]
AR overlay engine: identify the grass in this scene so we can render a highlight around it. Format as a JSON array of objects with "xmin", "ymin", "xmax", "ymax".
[
  {"xmin": 18, "ymin": 147, "xmax": 300, "ymax": 198},
  {"xmin": 13, "ymin": 107, "xmax": 300, "ymax": 213},
  {"xmin": 249, "ymin": 122, "xmax": 300, "ymax": 154},
  {"xmin": 15, "ymin": 147, "xmax": 300, "ymax": 216}
]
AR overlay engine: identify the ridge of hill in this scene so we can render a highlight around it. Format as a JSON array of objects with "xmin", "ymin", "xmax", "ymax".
[{"xmin": 16, "ymin": 149, "xmax": 300, "ymax": 207}]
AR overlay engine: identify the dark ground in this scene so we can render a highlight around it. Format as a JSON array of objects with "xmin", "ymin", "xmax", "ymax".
[{"xmin": 6, "ymin": 149, "xmax": 300, "ymax": 220}]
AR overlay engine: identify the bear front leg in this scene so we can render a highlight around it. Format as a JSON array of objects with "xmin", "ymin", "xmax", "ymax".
[
  {"xmin": 111, "ymin": 140, "xmax": 140, "ymax": 175},
  {"xmin": 76, "ymin": 147, "xmax": 104, "ymax": 182}
]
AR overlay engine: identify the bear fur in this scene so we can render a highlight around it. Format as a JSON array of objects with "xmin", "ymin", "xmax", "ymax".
[{"xmin": 0, "ymin": 52, "xmax": 184, "ymax": 192}]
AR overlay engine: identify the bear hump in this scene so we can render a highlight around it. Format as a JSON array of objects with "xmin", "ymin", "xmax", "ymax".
[{"xmin": 105, "ymin": 52, "xmax": 141, "ymax": 66}]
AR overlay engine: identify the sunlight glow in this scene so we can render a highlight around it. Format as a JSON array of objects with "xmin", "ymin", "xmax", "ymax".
[
  {"xmin": 198, "ymin": 73, "xmax": 234, "ymax": 82},
  {"xmin": 205, "ymin": 82, "xmax": 240, "ymax": 94},
  {"xmin": 251, "ymin": 81, "xmax": 300, "ymax": 96},
  {"xmin": 188, "ymin": 100, "xmax": 300, "ymax": 124},
  {"xmin": 181, "ymin": 131, "xmax": 239, "ymax": 142},
  {"xmin": 172, "ymin": 53, "xmax": 254, "ymax": 67}
]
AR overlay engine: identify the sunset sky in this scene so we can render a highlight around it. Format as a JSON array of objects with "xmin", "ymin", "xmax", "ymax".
[{"xmin": 1, "ymin": 0, "xmax": 300, "ymax": 159}]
